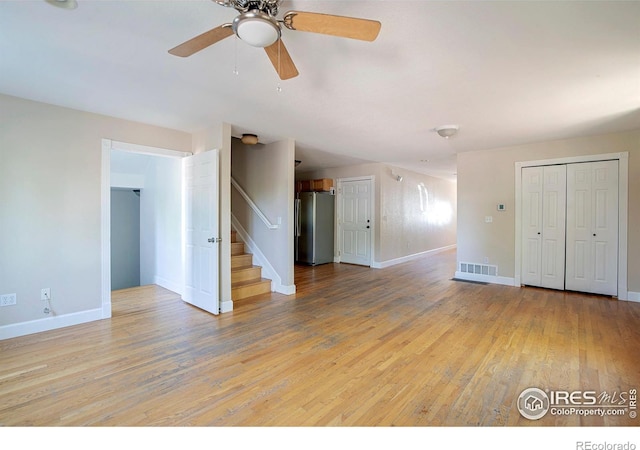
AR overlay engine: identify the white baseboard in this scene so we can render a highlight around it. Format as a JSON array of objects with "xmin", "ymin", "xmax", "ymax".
[
  {"xmin": 454, "ymin": 271, "xmax": 518, "ymax": 287},
  {"xmin": 220, "ymin": 299, "xmax": 234, "ymax": 313},
  {"xmin": 277, "ymin": 284, "xmax": 296, "ymax": 295},
  {"xmin": 372, "ymin": 244, "xmax": 456, "ymax": 269},
  {"xmin": 0, "ymin": 308, "xmax": 104, "ymax": 341},
  {"xmin": 626, "ymin": 291, "xmax": 640, "ymax": 303},
  {"xmin": 154, "ymin": 276, "xmax": 183, "ymax": 296}
]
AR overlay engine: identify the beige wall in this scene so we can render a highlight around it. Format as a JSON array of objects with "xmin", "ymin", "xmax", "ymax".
[
  {"xmin": 456, "ymin": 129, "xmax": 640, "ymax": 292},
  {"xmin": 379, "ymin": 166, "xmax": 457, "ymax": 262},
  {"xmin": 0, "ymin": 94, "xmax": 192, "ymax": 329},
  {"xmin": 298, "ymin": 163, "xmax": 457, "ymax": 265}
]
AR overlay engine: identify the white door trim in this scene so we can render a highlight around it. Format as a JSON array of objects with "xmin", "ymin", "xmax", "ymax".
[
  {"xmin": 514, "ymin": 152, "xmax": 628, "ymax": 300},
  {"xmin": 100, "ymin": 139, "xmax": 192, "ymax": 318},
  {"xmin": 336, "ymin": 175, "xmax": 376, "ymax": 266}
]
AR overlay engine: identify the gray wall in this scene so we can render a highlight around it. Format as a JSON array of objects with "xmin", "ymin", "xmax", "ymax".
[{"xmin": 110, "ymin": 189, "xmax": 140, "ymax": 290}]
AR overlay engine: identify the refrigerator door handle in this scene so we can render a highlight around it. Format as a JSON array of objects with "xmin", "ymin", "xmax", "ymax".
[{"xmin": 295, "ymin": 198, "xmax": 301, "ymax": 237}]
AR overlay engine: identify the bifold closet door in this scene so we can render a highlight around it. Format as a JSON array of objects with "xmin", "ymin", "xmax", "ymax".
[
  {"xmin": 521, "ymin": 165, "xmax": 566, "ymax": 290},
  {"xmin": 566, "ymin": 160, "xmax": 618, "ymax": 296}
]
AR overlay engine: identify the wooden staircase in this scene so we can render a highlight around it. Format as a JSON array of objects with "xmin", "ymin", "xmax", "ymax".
[{"xmin": 231, "ymin": 230, "xmax": 272, "ymax": 301}]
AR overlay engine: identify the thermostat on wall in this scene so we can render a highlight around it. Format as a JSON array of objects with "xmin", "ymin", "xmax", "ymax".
[{"xmin": 497, "ymin": 204, "xmax": 506, "ymax": 211}]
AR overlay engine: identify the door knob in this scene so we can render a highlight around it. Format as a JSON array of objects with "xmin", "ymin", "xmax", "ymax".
[{"xmin": 208, "ymin": 237, "xmax": 222, "ymax": 243}]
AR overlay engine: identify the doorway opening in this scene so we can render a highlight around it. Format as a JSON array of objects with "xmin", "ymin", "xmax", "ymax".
[{"xmin": 100, "ymin": 139, "xmax": 191, "ymax": 319}]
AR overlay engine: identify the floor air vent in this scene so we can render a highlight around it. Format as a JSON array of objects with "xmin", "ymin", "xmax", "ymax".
[{"xmin": 459, "ymin": 262, "xmax": 498, "ymax": 277}]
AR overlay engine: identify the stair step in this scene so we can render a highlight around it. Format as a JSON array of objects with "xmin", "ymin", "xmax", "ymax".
[
  {"xmin": 228, "ymin": 231, "xmax": 271, "ymax": 302},
  {"xmin": 231, "ymin": 265, "xmax": 263, "ymax": 284},
  {"xmin": 231, "ymin": 242, "xmax": 245, "ymax": 256},
  {"xmin": 231, "ymin": 253, "xmax": 253, "ymax": 269},
  {"xmin": 232, "ymin": 278, "xmax": 271, "ymax": 300}
]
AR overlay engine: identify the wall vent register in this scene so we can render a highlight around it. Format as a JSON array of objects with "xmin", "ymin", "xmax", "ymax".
[{"xmin": 459, "ymin": 262, "xmax": 498, "ymax": 277}]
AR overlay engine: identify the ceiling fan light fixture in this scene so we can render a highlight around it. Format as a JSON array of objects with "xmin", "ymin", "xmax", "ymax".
[
  {"xmin": 233, "ymin": 11, "xmax": 281, "ymax": 47},
  {"xmin": 241, "ymin": 134, "xmax": 259, "ymax": 145},
  {"xmin": 46, "ymin": 0, "xmax": 78, "ymax": 9},
  {"xmin": 435, "ymin": 125, "xmax": 459, "ymax": 139}
]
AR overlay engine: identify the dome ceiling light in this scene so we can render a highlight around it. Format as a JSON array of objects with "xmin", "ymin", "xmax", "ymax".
[
  {"xmin": 45, "ymin": 0, "xmax": 78, "ymax": 9},
  {"xmin": 241, "ymin": 134, "xmax": 259, "ymax": 145},
  {"xmin": 434, "ymin": 125, "xmax": 459, "ymax": 139},
  {"xmin": 232, "ymin": 11, "xmax": 281, "ymax": 48}
]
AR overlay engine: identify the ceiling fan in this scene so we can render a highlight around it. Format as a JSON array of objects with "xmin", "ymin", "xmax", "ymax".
[{"xmin": 168, "ymin": 0, "xmax": 382, "ymax": 80}]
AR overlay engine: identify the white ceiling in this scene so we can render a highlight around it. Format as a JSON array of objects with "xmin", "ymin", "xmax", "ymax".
[{"xmin": 1, "ymin": 1, "xmax": 639, "ymax": 180}]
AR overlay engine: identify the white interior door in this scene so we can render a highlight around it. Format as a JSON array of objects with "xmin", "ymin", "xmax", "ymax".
[
  {"xmin": 521, "ymin": 165, "xmax": 566, "ymax": 290},
  {"xmin": 339, "ymin": 178, "xmax": 372, "ymax": 266},
  {"xmin": 183, "ymin": 150, "xmax": 220, "ymax": 314},
  {"xmin": 566, "ymin": 160, "xmax": 618, "ymax": 295},
  {"xmin": 521, "ymin": 166, "xmax": 544, "ymax": 286},
  {"xmin": 540, "ymin": 165, "xmax": 567, "ymax": 290}
]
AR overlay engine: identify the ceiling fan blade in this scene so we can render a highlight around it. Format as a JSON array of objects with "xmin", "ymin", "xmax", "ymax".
[
  {"xmin": 168, "ymin": 24, "xmax": 234, "ymax": 57},
  {"xmin": 283, "ymin": 11, "xmax": 381, "ymax": 42},
  {"xmin": 264, "ymin": 40, "xmax": 299, "ymax": 80}
]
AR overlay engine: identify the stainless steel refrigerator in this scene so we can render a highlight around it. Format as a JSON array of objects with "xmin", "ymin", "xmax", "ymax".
[{"xmin": 295, "ymin": 191, "xmax": 335, "ymax": 265}]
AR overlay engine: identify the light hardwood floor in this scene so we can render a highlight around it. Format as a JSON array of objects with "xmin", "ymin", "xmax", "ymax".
[{"xmin": 1, "ymin": 249, "xmax": 639, "ymax": 426}]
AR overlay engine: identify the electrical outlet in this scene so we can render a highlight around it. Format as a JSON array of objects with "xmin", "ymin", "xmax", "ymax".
[
  {"xmin": 41, "ymin": 288, "xmax": 51, "ymax": 301},
  {"xmin": 1, "ymin": 293, "xmax": 17, "ymax": 307}
]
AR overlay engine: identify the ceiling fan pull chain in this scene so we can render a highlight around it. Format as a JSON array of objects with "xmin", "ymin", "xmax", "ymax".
[
  {"xmin": 233, "ymin": 36, "xmax": 239, "ymax": 75},
  {"xmin": 276, "ymin": 39, "xmax": 282, "ymax": 93}
]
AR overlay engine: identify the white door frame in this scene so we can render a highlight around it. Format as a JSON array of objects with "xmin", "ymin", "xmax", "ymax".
[
  {"xmin": 336, "ymin": 175, "xmax": 376, "ymax": 266},
  {"xmin": 100, "ymin": 139, "xmax": 191, "ymax": 318},
  {"xmin": 514, "ymin": 152, "xmax": 628, "ymax": 300}
]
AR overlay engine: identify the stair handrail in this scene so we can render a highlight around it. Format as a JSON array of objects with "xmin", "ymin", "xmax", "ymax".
[{"xmin": 231, "ymin": 176, "xmax": 279, "ymax": 230}]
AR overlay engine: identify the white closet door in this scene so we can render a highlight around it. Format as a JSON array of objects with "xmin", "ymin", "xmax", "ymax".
[
  {"xmin": 521, "ymin": 167, "xmax": 544, "ymax": 286},
  {"xmin": 521, "ymin": 166, "xmax": 566, "ymax": 289},
  {"xmin": 566, "ymin": 160, "xmax": 618, "ymax": 296},
  {"xmin": 540, "ymin": 165, "xmax": 567, "ymax": 290}
]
